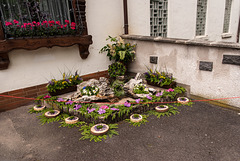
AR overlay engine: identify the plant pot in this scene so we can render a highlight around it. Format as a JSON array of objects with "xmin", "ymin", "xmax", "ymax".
[
  {"xmin": 49, "ymin": 85, "xmax": 77, "ymax": 96},
  {"xmin": 65, "ymin": 116, "xmax": 79, "ymax": 124},
  {"xmin": 44, "ymin": 110, "xmax": 60, "ymax": 118},
  {"xmin": 146, "ymin": 80, "xmax": 176, "ymax": 89},
  {"xmin": 90, "ymin": 123, "xmax": 109, "ymax": 136},
  {"xmin": 155, "ymin": 105, "xmax": 169, "ymax": 112},
  {"xmin": 33, "ymin": 105, "xmax": 46, "ymax": 111},
  {"xmin": 130, "ymin": 114, "xmax": 143, "ymax": 123},
  {"xmin": 177, "ymin": 97, "xmax": 189, "ymax": 104}
]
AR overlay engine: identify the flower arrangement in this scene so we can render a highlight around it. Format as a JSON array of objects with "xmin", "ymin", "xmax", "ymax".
[
  {"xmin": 133, "ymin": 84, "xmax": 149, "ymax": 94},
  {"xmin": 144, "ymin": 68, "xmax": 175, "ymax": 88},
  {"xmin": 80, "ymin": 86, "xmax": 99, "ymax": 96},
  {"xmin": 4, "ymin": 19, "xmax": 77, "ymax": 38},
  {"xmin": 100, "ymin": 36, "xmax": 136, "ymax": 64},
  {"xmin": 47, "ymin": 71, "xmax": 83, "ymax": 93},
  {"xmin": 108, "ymin": 62, "xmax": 126, "ymax": 78}
]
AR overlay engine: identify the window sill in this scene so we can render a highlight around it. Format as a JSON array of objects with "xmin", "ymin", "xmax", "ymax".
[
  {"xmin": 221, "ymin": 33, "xmax": 232, "ymax": 39},
  {"xmin": 195, "ymin": 35, "xmax": 209, "ymax": 41},
  {"xmin": 0, "ymin": 35, "xmax": 92, "ymax": 70}
]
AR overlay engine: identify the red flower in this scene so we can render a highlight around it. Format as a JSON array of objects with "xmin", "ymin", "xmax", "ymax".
[
  {"xmin": 71, "ymin": 22, "xmax": 76, "ymax": 26},
  {"xmin": 65, "ymin": 20, "xmax": 70, "ymax": 24},
  {"xmin": 13, "ymin": 19, "xmax": 19, "ymax": 24},
  {"xmin": 71, "ymin": 26, "xmax": 75, "ymax": 30}
]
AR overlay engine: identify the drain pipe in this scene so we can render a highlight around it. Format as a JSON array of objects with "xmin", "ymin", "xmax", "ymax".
[
  {"xmin": 123, "ymin": 0, "xmax": 129, "ymax": 34},
  {"xmin": 237, "ymin": 16, "xmax": 240, "ymax": 43}
]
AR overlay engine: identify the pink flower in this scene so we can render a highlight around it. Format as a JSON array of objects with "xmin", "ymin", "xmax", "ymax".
[
  {"xmin": 37, "ymin": 22, "xmax": 40, "ymax": 26},
  {"xmin": 156, "ymin": 92, "xmax": 163, "ymax": 97},
  {"xmin": 71, "ymin": 22, "xmax": 76, "ymax": 26},
  {"xmin": 166, "ymin": 88, "xmax": 174, "ymax": 92},
  {"xmin": 43, "ymin": 95, "xmax": 51, "ymax": 99},
  {"xmin": 146, "ymin": 95, "xmax": 152, "ymax": 100},
  {"xmin": 43, "ymin": 20, "xmax": 48, "ymax": 24},
  {"xmin": 64, "ymin": 24, "xmax": 67, "ymax": 28},
  {"xmin": 5, "ymin": 22, "xmax": 12, "ymax": 26},
  {"xmin": 71, "ymin": 26, "xmax": 75, "ymax": 30},
  {"xmin": 100, "ymin": 105, "xmax": 109, "ymax": 109},
  {"xmin": 32, "ymin": 21, "xmax": 36, "ymax": 24}
]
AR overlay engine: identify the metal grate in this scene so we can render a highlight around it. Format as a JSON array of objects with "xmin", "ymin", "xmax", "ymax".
[
  {"xmin": 0, "ymin": 0, "xmax": 83, "ymax": 39},
  {"xmin": 196, "ymin": 0, "xmax": 208, "ymax": 36},
  {"xmin": 223, "ymin": 0, "xmax": 232, "ymax": 33},
  {"xmin": 150, "ymin": 0, "xmax": 168, "ymax": 37}
]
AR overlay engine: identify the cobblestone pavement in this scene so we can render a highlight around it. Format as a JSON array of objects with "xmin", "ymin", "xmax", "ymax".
[{"xmin": 0, "ymin": 101, "xmax": 239, "ymax": 161}]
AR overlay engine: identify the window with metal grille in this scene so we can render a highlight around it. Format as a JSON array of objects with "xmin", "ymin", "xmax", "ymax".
[
  {"xmin": 223, "ymin": 0, "xmax": 232, "ymax": 33},
  {"xmin": 150, "ymin": 0, "xmax": 168, "ymax": 37},
  {"xmin": 0, "ymin": 0, "xmax": 84, "ymax": 39},
  {"xmin": 196, "ymin": 0, "xmax": 207, "ymax": 36}
]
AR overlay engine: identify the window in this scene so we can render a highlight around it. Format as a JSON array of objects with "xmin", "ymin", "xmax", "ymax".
[
  {"xmin": 150, "ymin": 0, "xmax": 168, "ymax": 37},
  {"xmin": 0, "ymin": 0, "xmax": 84, "ymax": 39},
  {"xmin": 223, "ymin": 0, "xmax": 232, "ymax": 33},
  {"xmin": 196, "ymin": 0, "xmax": 208, "ymax": 36}
]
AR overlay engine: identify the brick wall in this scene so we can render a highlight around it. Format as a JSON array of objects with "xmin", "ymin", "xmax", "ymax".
[{"xmin": 0, "ymin": 70, "xmax": 108, "ymax": 112}]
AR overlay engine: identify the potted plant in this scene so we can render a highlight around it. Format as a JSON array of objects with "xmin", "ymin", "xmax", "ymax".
[
  {"xmin": 47, "ymin": 71, "xmax": 83, "ymax": 96},
  {"xmin": 100, "ymin": 36, "xmax": 136, "ymax": 65},
  {"xmin": 108, "ymin": 62, "xmax": 126, "ymax": 79},
  {"xmin": 155, "ymin": 105, "xmax": 169, "ymax": 112},
  {"xmin": 44, "ymin": 110, "xmax": 60, "ymax": 118},
  {"xmin": 65, "ymin": 116, "xmax": 79, "ymax": 124},
  {"xmin": 177, "ymin": 97, "xmax": 189, "ymax": 104},
  {"xmin": 90, "ymin": 123, "xmax": 110, "ymax": 136},
  {"xmin": 33, "ymin": 104, "xmax": 46, "ymax": 111},
  {"xmin": 130, "ymin": 114, "xmax": 143, "ymax": 123},
  {"xmin": 144, "ymin": 67, "xmax": 176, "ymax": 89},
  {"xmin": 112, "ymin": 80, "xmax": 125, "ymax": 97}
]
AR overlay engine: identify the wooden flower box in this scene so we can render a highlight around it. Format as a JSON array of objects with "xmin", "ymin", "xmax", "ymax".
[
  {"xmin": 49, "ymin": 85, "xmax": 77, "ymax": 96},
  {"xmin": 146, "ymin": 80, "xmax": 176, "ymax": 89}
]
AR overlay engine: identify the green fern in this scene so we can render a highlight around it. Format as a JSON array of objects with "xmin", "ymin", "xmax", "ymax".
[
  {"xmin": 59, "ymin": 121, "xmax": 86, "ymax": 128},
  {"xmin": 79, "ymin": 123, "xmax": 119, "ymax": 142},
  {"xmin": 37, "ymin": 111, "xmax": 68, "ymax": 125},
  {"xmin": 174, "ymin": 101, "xmax": 193, "ymax": 107},
  {"xmin": 125, "ymin": 114, "xmax": 148, "ymax": 127},
  {"xmin": 147, "ymin": 105, "xmax": 179, "ymax": 118}
]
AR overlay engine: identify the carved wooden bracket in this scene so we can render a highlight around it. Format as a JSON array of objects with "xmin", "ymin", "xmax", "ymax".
[
  {"xmin": 0, "ymin": 52, "xmax": 10, "ymax": 70},
  {"xmin": 79, "ymin": 44, "xmax": 90, "ymax": 59}
]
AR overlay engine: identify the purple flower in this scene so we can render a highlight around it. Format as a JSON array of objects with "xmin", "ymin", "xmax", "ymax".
[
  {"xmin": 124, "ymin": 101, "xmax": 131, "ymax": 107},
  {"xmin": 77, "ymin": 77, "xmax": 82, "ymax": 81},
  {"xmin": 65, "ymin": 79, "xmax": 70, "ymax": 83},
  {"xmin": 87, "ymin": 108, "xmax": 95, "ymax": 113},
  {"xmin": 135, "ymin": 99, "xmax": 141, "ymax": 104},
  {"xmin": 65, "ymin": 100, "xmax": 74, "ymax": 105},
  {"xmin": 57, "ymin": 98, "xmax": 65, "ymax": 102},
  {"xmin": 98, "ymin": 108, "xmax": 106, "ymax": 114},
  {"xmin": 156, "ymin": 92, "xmax": 163, "ymax": 97},
  {"xmin": 74, "ymin": 104, "xmax": 82, "ymax": 110},
  {"xmin": 49, "ymin": 81, "xmax": 54, "ymax": 85},
  {"xmin": 110, "ymin": 108, "xmax": 119, "ymax": 111},
  {"xmin": 146, "ymin": 95, "xmax": 152, "ymax": 100}
]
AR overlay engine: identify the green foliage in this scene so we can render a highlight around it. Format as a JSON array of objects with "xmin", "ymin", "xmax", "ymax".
[
  {"xmin": 133, "ymin": 84, "xmax": 149, "ymax": 94},
  {"xmin": 112, "ymin": 80, "xmax": 125, "ymax": 97},
  {"xmin": 59, "ymin": 116, "xmax": 86, "ymax": 128},
  {"xmin": 175, "ymin": 101, "xmax": 193, "ymax": 107},
  {"xmin": 47, "ymin": 71, "xmax": 83, "ymax": 93},
  {"xmin": 108, "ymin": 62, "xmax": 126, "ymax": 78},
  {"xmin": 37, "ymin": 110, "xmax": 68, "ymax": 125},
  {"xmin": 79, "ymin": 123, "xmax": 119, "ymax": 142},
  {"xmin": 144, "ymin": 67, "xmax": 175, "ymax": 87},
  {"xmin": 34, "ymin": 95, "xmax": 45, "ymax": 104},
  {"xmin": 125, "ymin": 114, "xmax": 148, "ymax": 127},
  {"xmin": 100, "ymin": 36, "xmax": 136, "ymax": 64},
  {"xmin": 147, "ymin": 105, "xmax": 179, "ymax": 118}
]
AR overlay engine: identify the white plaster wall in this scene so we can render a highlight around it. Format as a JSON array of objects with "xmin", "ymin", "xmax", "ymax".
[
  {"xmin": 0, "ymin": 0, "xmax": 124, "ymax": 93},
  {"xmin": 128, "ymin": 0, "xmax": 150, "ymax": 36},
  {"xmin": 126, "ymin": 38, "xmax": 240, "ymax": 108},
  {"xmin": 167, "ymin": 0, "xmax": 240, "ymax": 42},
  {"xmin": 168, "ymin": 0, "xmax": 197, "ymax": 39}
]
